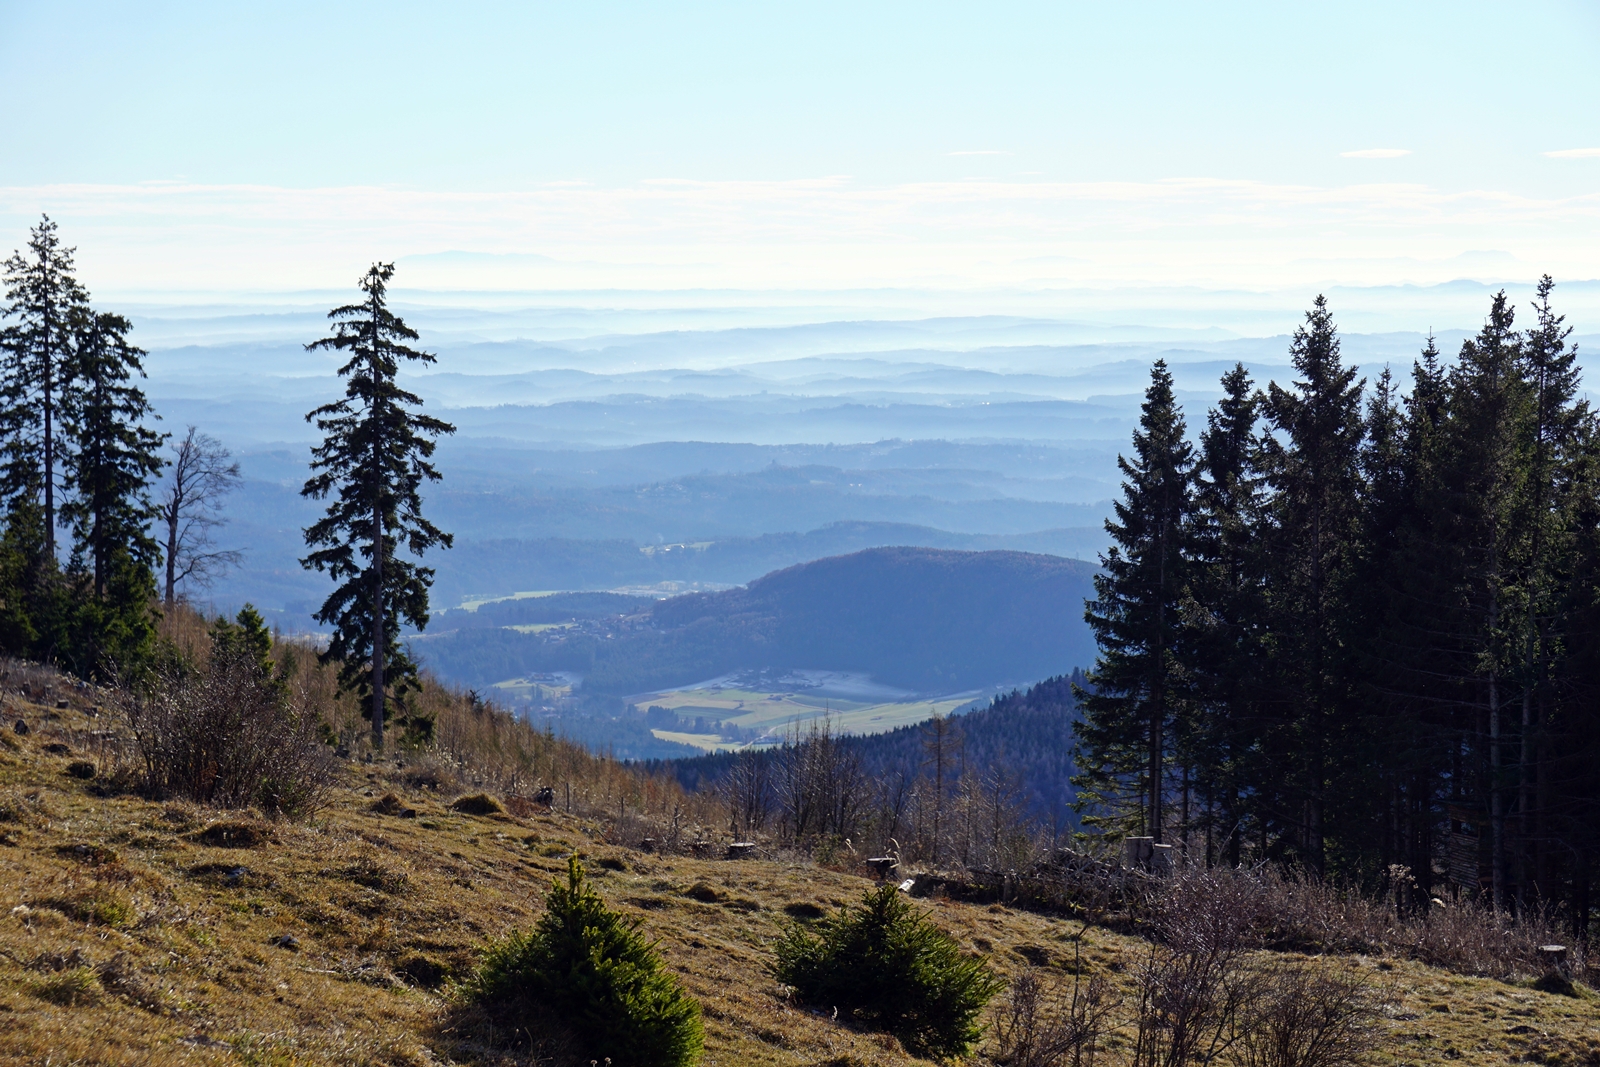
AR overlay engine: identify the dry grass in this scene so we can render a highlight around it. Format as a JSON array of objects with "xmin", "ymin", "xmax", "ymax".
[{"xmin": 0, "ymin": 665, "xmax": 1593, "ymax": 1064}]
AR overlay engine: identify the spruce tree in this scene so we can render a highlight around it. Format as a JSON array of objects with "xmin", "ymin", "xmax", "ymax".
[
  {"xmin": 1186, "ymin": 363, "xmax": 1263, "ymax": 863},
  {"xmin": 301, "ymin": 264, "xmax": 453, "ymax": 747},
  {"xmin": 1435, "ymin": 291, "xmax": 1535, "ymax": 908},
  {"xmin": 1352, "ymin": 367, "xmax": 1427, "ymax": 879},
  {"xmin": 1259, "ymin": 295, "xmax": 1365, "ymax": 876},
  {"xmin": 0, "ymin": 215, "xmax": 89, "ymax": 555},
  {"xmin": 60, "ymin": 310, "xmax": 166, "ymax": 676},
  {"xmin": 1076, "ymin": 361, "xmax": 1194, "ymax": 841},
  {"xmin": 1513, "ymin": 276, "xmax": 1583, "ymax": 899}
]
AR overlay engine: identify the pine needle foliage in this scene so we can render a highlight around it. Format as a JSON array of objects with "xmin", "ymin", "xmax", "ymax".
[
  {"xmin": 469, "ymin": 856, "xmax": 704, "ymax": 1067},
  {"xmin": 771, "ymin": 883, "xmax": 1003, "ymax": 1060}
]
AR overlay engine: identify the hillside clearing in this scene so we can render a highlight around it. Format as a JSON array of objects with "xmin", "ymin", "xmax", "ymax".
[{"xmin": 0, "ymin": 696, "xmax": 1594, "ymax": 1065}]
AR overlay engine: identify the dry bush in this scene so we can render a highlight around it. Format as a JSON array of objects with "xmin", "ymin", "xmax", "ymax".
[
  {"xmin": 1244, "ymin": 866, "xmax": 1578, "ymax": 979},
  {"xmin": 986, "ymin": 874, "xmax": 1394, "ymax": 1067},
  {"xmin": 1232, "ymin": 958, "xmax": 1389, "ymax": 1067},
  {"xmin": 123, "ymin": 649, "xmax": 335, "ymax": 818},
  {"xmin": 1132, "ymin": 870, "xmax": 1261, "ymax": 1067},
  {"xmin": 990, "ymin": 965, "xmax": 1119, "ymax": 1067},
  {"xmin": 1141, "ymin": 862, "xmax": 1579, "ymax": 983}
]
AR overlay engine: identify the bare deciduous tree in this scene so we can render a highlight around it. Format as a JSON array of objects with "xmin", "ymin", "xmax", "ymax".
[
  {"xmin": 721, "ymin": 748, "xmax": 772, "ymax": 840},
  {"xmin": 776, "ymin": 717, "xmax": 869, "ymax": 845},
  {"xmin": 157, "ymin": 426, "xmax": 242, "ymax": 605}
]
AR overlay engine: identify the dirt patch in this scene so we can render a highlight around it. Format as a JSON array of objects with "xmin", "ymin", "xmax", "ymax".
[
  {"xmin": 188, "ymin": 821, "xmax": 275, "ymax": 848},
  {"xmin": 371, "ymin": 792, "xmax": 418, "ymax": 818}
]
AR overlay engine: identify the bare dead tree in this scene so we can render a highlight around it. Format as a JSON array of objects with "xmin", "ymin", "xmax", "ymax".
[
  {"xmin": 776, "ymin": 717, "xmax": 869, "ymax": 845},
  {"xmin": 721, "ymin": 749, "xmax": 773, "ymax": 839},
  {"xmin": 157, "ymin": 426, "xmax": 242, "ymax": 606}
]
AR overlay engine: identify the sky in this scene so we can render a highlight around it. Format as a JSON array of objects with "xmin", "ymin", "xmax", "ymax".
[{"xmin": 1, "ymin": 1, "xmax": 1598, "ymax": 294}]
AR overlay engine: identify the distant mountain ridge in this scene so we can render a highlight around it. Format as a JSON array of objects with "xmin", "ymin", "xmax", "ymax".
[
  {"xmin": 413, "ymin": 546, "xmax": 1100, "ymax": 696},
  {"xmin": 430, "ymin": 521, "xmax": 1106, "ymax": 608}
]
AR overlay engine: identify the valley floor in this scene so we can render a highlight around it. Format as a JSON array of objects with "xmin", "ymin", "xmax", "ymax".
[{"xmin": 0, "ymin": 693, "xmax": 1595, "ymax": 1065}]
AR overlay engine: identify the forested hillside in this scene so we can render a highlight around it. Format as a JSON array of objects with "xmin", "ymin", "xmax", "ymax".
[
  {"xmin": 669, "ymin": 671, "xmax": 1086, "ymax": 830},
  {"xmin": 414, "ymin": 547, "xmax": 1099, "ymax": 695},
  {"xmin": 1077, "ymin": 282, "xmax": 1600, "ymax": 924}
]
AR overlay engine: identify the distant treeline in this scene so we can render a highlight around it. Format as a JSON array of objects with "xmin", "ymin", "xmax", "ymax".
[
  {"xmin": 664, "ymin": 671, "xmax": 1085, "ymax": 832},
  {"xmin": 1078, "ymin": 283, "xmax": 1600, "ymax": 926},
  {"xmin": 429, "ymin": 521, "xmax": 1106, "ymax": 606}
]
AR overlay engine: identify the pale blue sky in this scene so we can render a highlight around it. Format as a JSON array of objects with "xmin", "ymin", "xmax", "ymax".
[{"xmin": 1, "ymin": 1, "xmax": 1597, "ymax": 292}]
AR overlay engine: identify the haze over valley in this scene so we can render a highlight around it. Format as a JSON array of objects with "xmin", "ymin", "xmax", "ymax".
[{"xmin": 103, "ymin": 277, "xmax": 1597, "ymax": 722}]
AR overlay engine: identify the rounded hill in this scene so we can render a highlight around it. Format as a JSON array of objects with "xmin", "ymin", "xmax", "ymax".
[{"xmin": 630, "ymin": 546, "xmax": 1098, "ymax": 693}]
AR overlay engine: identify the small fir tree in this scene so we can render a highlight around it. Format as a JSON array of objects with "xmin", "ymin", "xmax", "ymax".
[
  {"xmin": 470, "ymin": 857, "xmax": 703, "ymax": 1067},
  {"xmin": 772, "ymin": 883, "xmax": 1002, "ymax": 1060},
  {"xmin": 301, "ymin": 264, "xmax": 453, "ymax": 746}
]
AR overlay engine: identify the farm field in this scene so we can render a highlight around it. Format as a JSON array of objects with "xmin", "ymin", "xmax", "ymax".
[
  {"xmin": 634, "ymin": 676, "xmax": 984, "ymax": 752},
  {"xmin": 488, "ymin": 675, "xmax": 574, "ymax": 703}
]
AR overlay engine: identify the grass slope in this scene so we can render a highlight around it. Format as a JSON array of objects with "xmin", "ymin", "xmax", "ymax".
[{"xmin": 0, "ymin": 696, "xmax": 1595, "ymax": 1065}]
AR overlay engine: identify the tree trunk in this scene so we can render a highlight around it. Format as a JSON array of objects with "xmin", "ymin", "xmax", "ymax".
[
  {"xmin": 1490, "ymin": 671, "xmax": 1505, "ymax": 911},
  {"xmin": 371, "ymin": 503, "xmax": 385, "ymax": 748},
  {"xmin": 43, "ymin": 347, "xmax": 54, "ymax": 558},
  {"xmin": 1151, "ymin": 515, "xmax": 1167, "ymax": 845},
  {"xmin": 1149, "ymin": 683, "xmax": 1163, "ymax": 844},
  {"xmin": 164, "ymin": 506, "xmax": 179, "ymax": 607}
]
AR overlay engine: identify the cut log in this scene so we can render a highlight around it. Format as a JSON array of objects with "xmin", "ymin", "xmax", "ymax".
[{"xmin": 866, "ymin": 856, "xmax": 899, "ymax": 879}]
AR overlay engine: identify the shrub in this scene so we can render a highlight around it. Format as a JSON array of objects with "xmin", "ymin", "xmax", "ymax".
[
  {"xmin": 990, "ymin": 965, "xmax": 1119, "ymax": 1067},
  {"xmin": 31, "ymin": 966, "xmax": 101, "ymax": 1006},
  {"xmin": 772, "ymin": 884, "xmax": 1003, "ymax": 1060},
  {"xmin": 448, "ymin": 792, "xmax": 503, "ymax": 816},
  {"xmin": 1233, "ymin": 958, "xmax": 1388, "ymax": 1067},
  {"xmin": 123, "ymin": 646, "xmax": 334, "ymax": 818},
  {"xmin": 468, "ymin": 857, "xmax": 703, "ymax": 1067}
]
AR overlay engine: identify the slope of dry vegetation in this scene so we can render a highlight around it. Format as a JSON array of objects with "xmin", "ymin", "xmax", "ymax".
[{"xmin": 0, "ymin": 654, "xmax": 1593, "ymax": 1066}]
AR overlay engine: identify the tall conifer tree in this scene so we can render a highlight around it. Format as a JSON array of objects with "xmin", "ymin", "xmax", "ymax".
[
  {"xmin": 1513, "ymin": 276, "xmax": 1582, "ymax": 898},
  {"xmin": 302, "ymin": 264, "xmax": 454, "ymax": 747},
  {"xmin": 1187, "ymin": 364, "xmax": 1263, "ymax": 863},
  {"xmin": 60, "ymin": 310, "xmax": 166, "ymax": 676},
  {"xmin": 0, "ymin": 216, "xmax": 88, "ymax": 555},
  {"xmin": 1076, "ymin": 361, "xmax": 1194, "ymax": 841},
  {"xmin": 1437, "ymin": 292, "xmax": 1532, "ymax": 908},
  {"xmin": 1259, "ymin": 295, "xmax": 1365, "ymax": 876}
]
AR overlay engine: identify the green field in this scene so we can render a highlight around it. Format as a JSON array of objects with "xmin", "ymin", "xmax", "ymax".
[
  {"xmin": 638, "ymin": 685, "xmax": 978, "ymax": 751},
  {"xmin": 488, "ymin": 677, "xmax": 572, "ymax": 703},
  {"xmin": 453, "ymin": 589, "xmax": 562, "ymax": 612}
]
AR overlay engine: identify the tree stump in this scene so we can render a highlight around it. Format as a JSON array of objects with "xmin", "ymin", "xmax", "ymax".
[
  {"xmin": 726, "ymin": 842, "xmax": 757, "ymax": 860},
  {"xmin": 1540, "ymin": 944, "xmax": 1570, "ymax": 976}
]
